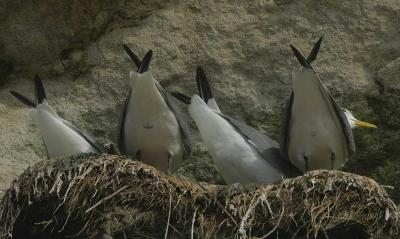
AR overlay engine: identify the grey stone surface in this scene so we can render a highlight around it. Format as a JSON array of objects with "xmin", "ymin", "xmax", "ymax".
[
  {"xmin": 377, "ymin": 57, "xmax": 400, "ymax": 93},
  {"xmin": 0, "ymin": 0, "xmax": 399, "ymax": 191}
]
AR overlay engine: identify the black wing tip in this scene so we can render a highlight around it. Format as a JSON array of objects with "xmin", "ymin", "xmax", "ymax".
[
  {"xmin": 196, "ymin": 66, "xmax": 205, "ymax": 74},
  {"xmin": 10, "ymin": 90, "xmax": 36, "ymax": 108},
  {"xmin": 195, "ymin": 66, "xmax": 204, "ymax": 100},
  {"xmin": 9, "ymin": 90, "xmax": 21, "ymax": 98},
  {"xmin": 123, "ymin": 44, "xmax": 142, "ymax": 68},
  {"xmin": 290, "ymin": 44, "xmax": 311, "ymax": 68},
  {"xmin": 145, "ymin": 49, "xmax": 153, "ymax": 59},
  {"xmin": 122, "ymin": 43, "xmax": 129, "ymax": 49},
  {"xmin": 195, "ymin": 65, "xmax": 213, "ymax": 102},
  {"xmin": 196, "ymin": 66, "xmax": 206, "ymax": 84},
  {"xmin": 122, "ymin": 44, "xmax": 131, "ymax": 56},
  {"xmin": 138, "ymin": 49, "xmax": 153, "ymax": 73},
  {"xmin": 171, "ymin": 91, "xmax": 191, "ymax": 105},
  {"xmin": 34, "ymin": 74, "xmax": 46, "ymax": 104},
  {"xmin": 306, "ymin": 36, "xmax": 324, "ymax": 64}
]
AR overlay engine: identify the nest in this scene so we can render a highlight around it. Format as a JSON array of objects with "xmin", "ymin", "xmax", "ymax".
[{"xmin": 0, "ymin": 154, "xmax": 399, "ymax": 239}]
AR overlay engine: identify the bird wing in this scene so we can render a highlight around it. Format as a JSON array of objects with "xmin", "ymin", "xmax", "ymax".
[
  {"xmin": 117, "ymin": 88, "xmax": 132, "ymax": 155},
  {"xmin": 42, "ymin": 136, "xmax": 50, "ymax": 159},
  {"xmin": 280, "ymin": 91, "xmax": 294, "ymax": 161},
  {"xmin": 312, "ymin": 70, "xmax": 356, "ymax": 160},
  {"xmin": 61, "ymin": 119, "xmax": 107, "ymax": 154},
  {"xmin": 327, "ymin": 93, "xmax": 356, "ymax": 159},
  {"xmin": 155, "ymin": 81, "xmax": 193, "ymax": 158},
  {"xmin": 220, "ymin": 113, "xmax": 301, "ymax": 177}
]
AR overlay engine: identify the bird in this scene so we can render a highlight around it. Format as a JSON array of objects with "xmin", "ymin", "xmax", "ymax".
[
  {"xmin": 172, "ymin": 66, "xmax": 301, "ymax": 185},
  {"xmin": 10, "ymin": 75, "xmax": 106, "ymax": 158},
  {"xmin": 118, "ymin": 45, "xmax": 192, "ymax": 174},
  {"xmin": 280, "ymin": 37, "xmax": 377, "ymax": 173}
]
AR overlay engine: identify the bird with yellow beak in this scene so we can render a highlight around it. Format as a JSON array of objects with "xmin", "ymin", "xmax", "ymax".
[{"xmin": 281, "ymin": 37, "xmax": 377, "ymax": 172}]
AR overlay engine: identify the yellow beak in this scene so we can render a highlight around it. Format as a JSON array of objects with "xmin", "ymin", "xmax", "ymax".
[{"xmin": 354, "ymin": 120, "xmax": 378, "ymax": 129}]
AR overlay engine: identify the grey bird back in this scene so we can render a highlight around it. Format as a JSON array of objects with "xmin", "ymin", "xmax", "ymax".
[
  {"xmin": 155, "ymin": 81, "xmax": 193, "ymax": 157},
  {"xmin": 220, "ymin": 114, "xmax": 301, "ymax": 178}
]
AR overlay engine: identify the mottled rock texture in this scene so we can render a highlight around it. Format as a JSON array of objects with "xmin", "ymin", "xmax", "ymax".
[{"xmin": 0, "ymin": 0, "xmax": 399, "ymax": 199}]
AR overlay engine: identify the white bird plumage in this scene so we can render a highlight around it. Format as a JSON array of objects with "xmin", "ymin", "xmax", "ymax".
[
  {"xmin": 124, "ymin": 70, "xmax": 184, "ymax": 172},
  {"xmin": 288, "ymin": 66, "xmax": 349, "ymax": 171},
  {"xmin": 32, "ymin": 103, "xmax": 99, "ymax": 157},
  {"xmin": 173, "ymin": 67, "xmax": 300, "ymax": 184},
  {"xmin": 281, "ymin": 37, "xmax": 377, "ymax": 172},
  {"xmin": 10, "ymin": 75, "xmax": 105, "ymax": 159},
  {"xmin": 189, "ymin": 95, "xmax": 285, "ymax": 184},
  {"xmin": 118, "ymin": 46, "xmax": 192, "ymax": 174}
]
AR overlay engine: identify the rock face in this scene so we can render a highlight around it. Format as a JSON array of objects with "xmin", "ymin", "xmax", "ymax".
[{"xmin": 0, "ymin": 0, "xmax": 399, "ymax": 195}]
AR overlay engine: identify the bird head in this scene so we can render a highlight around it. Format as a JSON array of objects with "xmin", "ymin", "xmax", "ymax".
[{"xmin": 342, "ymin": 108, "xmax": 377, "ymax": 129}]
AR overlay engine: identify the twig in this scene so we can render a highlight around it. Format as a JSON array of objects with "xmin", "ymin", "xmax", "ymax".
[
  {"xmin": 239, "ymin": 194, "xmax": 259, "ymax": 237},
  {"xmin": 191, "ymin": 207, "xmax": 198, "ymax": 239},
  {"xmin": 168, "ymin": 224, "xmax": 185, "ymax": 238},
  {"xmin": 164, "ymin": 188, "xmax": 173, "ymax": 239},
  {"xmin": 216, "ymin": 200, "xmax": 239, "ymax": 227},
  {"xmin": 67, "ymin": 220, "xmax": 90, "ymax": 238},
  {"xmin": 260, "ymin": 204, "xmax": 285, "ymax": 239},
  {"xmin": 58, "ymin": 208, "xmax": 71, "ymax": 233},
  {"xmin": 84, "ymin": 185, "xmax": 129, "ymax": 213},
  {"xmin": 380, "ymin": 185, "xmax": 395, "ymax": 190},
  {"xmin": 260, "ymin": 193, "xmax": 274, "ymax": 216},
  {"xmin": 323, "ymin": 230, "xmax": 330, "ymax": 239}
]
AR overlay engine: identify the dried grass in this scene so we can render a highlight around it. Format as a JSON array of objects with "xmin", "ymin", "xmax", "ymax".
[{"xmin": 0, "ymin": 154, "xmax": 398, "ymax": 238}]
